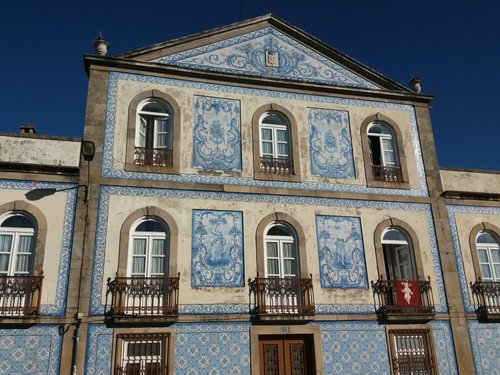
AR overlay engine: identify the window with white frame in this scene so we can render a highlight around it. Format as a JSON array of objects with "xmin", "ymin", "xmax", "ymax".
[
  {"xmin": 114, "ymin": 333, "xmax": 169, "ymax": 375},
  {"xmin": 367, "ymin": 122, "xmax": 398, "ymax": 167},
  {"xmin": 134, "ymin": 98, "xmax": 173, "ymax": 166},
  {"xmin": 0, "ymin": 213, "xmax": 36, "ymax": 276},
  {"xmin": 382, "ymin": 228, "xmax": 417, "ymax": 280},
  {"xmin": 476, "ymin": 231, "xmax": 500, "ymax": 281},
  {"xmin": 388, "ymin": 329, "xmax": 437, "ymax": 375},
  {"xmin": 264, "ymin": 223, "xmax": 298, "ymax": 278},
  {"xmin": 259, "ymin": 112, "xmax": 293, "ymax": 174},
  {"xmin": 129, "ymin": 219, "xmax": 169, "ymax": 278}
]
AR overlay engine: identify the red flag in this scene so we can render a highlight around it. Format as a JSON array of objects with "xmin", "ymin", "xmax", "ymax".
[{"xmin": 394, "ymin": 280, "xmax": 420, "ymax": 307}]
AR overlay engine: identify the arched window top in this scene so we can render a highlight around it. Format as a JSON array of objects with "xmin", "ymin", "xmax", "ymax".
[
  {"xmin": 476, "ymin": 231, "xmax": 499, "ymax": 245},
  {"xmin": 0, "ymin": 213, "xmax": 35, "ymax": 229},
  {"xmin": 260, "ymin": 111, "xmax": 290, "ymax": 127},
  {"xmin": 265, "ymin": 222, "xmax": 295, "ymax": 237},
  {"xmin": 138, "ymin": 98, "xmax": 171, "ymax": 116},
  {"xmin": 382, "ymin": 228, "xmax": 411, "ymax": 243},
  {"xmin": 133, "ymin": 218, "xmax": 167, "ymax": 233},
  {"xmin": 367, "ymin": 121, "xmax": 395, "ymax": 136}
]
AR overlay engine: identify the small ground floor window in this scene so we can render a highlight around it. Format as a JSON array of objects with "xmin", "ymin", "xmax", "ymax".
[
  {"xmin": 388, "ymin": 329, "xmax": 438, "ymax": 375},
  {"xmin": 114, "ymin": 333, "xmax": 170, "ymax": 375}
]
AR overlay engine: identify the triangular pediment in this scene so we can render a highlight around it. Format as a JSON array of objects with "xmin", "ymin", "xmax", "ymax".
[{"xmin": 149, "ymin": 27, "xmax": 381, "ymax": 89}]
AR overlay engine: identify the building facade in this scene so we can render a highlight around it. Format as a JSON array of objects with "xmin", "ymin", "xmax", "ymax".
[{"xmin": 0, "ymin": 14, "xmax": 499, "ymax": 374}]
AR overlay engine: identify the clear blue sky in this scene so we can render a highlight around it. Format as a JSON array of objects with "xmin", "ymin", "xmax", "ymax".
[{"xmin": 1, "ymin": 1, "xmax": 498, "ymax": 171}]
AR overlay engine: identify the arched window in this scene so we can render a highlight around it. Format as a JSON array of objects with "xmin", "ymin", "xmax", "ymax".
[
  {"xmin": 128, "ymin": 218, "xmax": 169, "ymax": 277},
  {"xmin": 476, "ymin": 231, "xmax": 500, "ymax": 281},
  {"xmin": 382, "ymin": 228, "xmax": 417, "ymax": 280},
  {"xmin": 367, "ymin": 122, "xmax": 402, "ymax": 182},
  {"xmin": 264, "ymin": 223, "xmax": 298, "ymax": 278},
  {"xmin": 134, "ymin": 98, "xmax": 173, "ymax": 167},
  {"xmin": 0, "ymin": 213, "xmax": 36, "ymax": 276},
  {"xmin": 259, "ymin": 112, "xmax": 293, "ymax": 175}
]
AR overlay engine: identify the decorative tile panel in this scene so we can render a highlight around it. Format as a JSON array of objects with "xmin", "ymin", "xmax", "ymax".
[
  {"xmin": 84, "ymin": 324, "xmax": 113, "ymax": 375},
  {"xmin": 192, "ymin": 96, "xmax": 241, "ymax": 171},
  {"xmin": 191, "ymin": 210, "xmax": 244, "ymax": 287},
  {"xmin": 174, "ymin": 322, "xmax": 250, "ymax": 375},
  {"xmin": 468, "ymin": 320, "xmax": 500, "ymax": 375},
  {"xmin": 0, "ymin": 325, "xmax": 62, "ymax": 375},
  {"xmin": 447, "ymin": 205, "xmax": 500, "ymax": 312},
  {"xmin": 0, "ymin": 179, "xmax": 77, "ymax": 316},
  {"xmin": 90, "ymin": 185, "xmax": 446, "ymax": 315},
  {"xmin": 319, "ymin": 321, "xmax": 390, "ymax": 374},
  {"xmin": 154, "ymin": 28, "xmax": 379, "ymax": 89},
  {"xmin": 316, "ymin": 215, "xmax": 367, "ymax": 288},
  {"xmin": 308, "ymin": 109, "xmax": 355, "ymax": 179},
  {"xmin": 102, "ymin": 72, "xmax": 429, "ymax": 198}
]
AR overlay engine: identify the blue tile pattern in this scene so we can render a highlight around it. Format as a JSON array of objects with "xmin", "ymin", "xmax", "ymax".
[
  {"xmin": 430, "ymin": 320, "xmax": 459, "ymax": 375},
  {"xmin": 308, "ymin": 109, "xmax": 355, "ymax": 179},
  {"xmin": 0, "ymin": 179, "xmax": 77, "ymax": 315},
  {"xmin": 174, "ymin": 322, "xmax": 250, "ymax": 374},
  {"xmin": 89, "ymin": 185, "xmax": 446, "ymax": 315},
  {"xmin": 102, "ymin": 72, "xmax": 428, "ymax": 197},
  {"xmin": 84, "ymin": 324, "xmax": 113, "ymax": 375},
  {"xmin": 319, "ymin": 321, "xmax": 390, "ymax": 374},
  {"xmin": 446, "ymin": 205, "xmax": 500, "ymax": 312},
  {"xmin": 316, "ymin": 215, "xmax": 367, "ymax": 288},
  {"xmin": 192, "ymin": 96, "xmax": 241, "ymax": 171},
  {"xmin": 468, "ymin": 320, "xmax": 500, "ymax": 375},
  {"xmin": 154, "ymin": 27, "xmax": 379, "ymax": 89},
  {"xmin": 191, "ymin": 210, "xmax": 244, "ymax": 287},
  {"xmin": 0, "ymin": 325, "xmax": 62, "ymax": 375}
]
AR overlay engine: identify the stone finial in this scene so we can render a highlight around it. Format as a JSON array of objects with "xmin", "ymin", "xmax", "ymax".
[
  {"xmin": 409, "ymin": 77, "xmax": 422, "ymax": 94},
  {"xmin": 93, "ymin": 35, "xmax": 109, "ymax": 56}
]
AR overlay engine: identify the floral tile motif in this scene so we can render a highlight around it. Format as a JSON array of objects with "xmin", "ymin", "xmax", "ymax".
[
  {"xmin": 191, "ymin": 210, "xmax": 244, "ymax": 287},
  {"xmin": 0, "ymin": 325, "xmax": 62, "ymax": 375},
  {"xmin": 154, "ymin": 27, "xmax": 379, "ymax": 89},
  {"xmin": 430, "ymin": 321, "xmax": 459, "ymax": 375},
  {"xmin": 468, "ymin": 320, "xmax": 500, "ymax": 375},
  {"xmin": 308, "ymin": 109, "xmax": 355, "ymax": 179},
  {"xmin": 192, "ymin": 96, "xmax": 241, "ymax": 172},
  {"xmin": 84, "ymin": 324, "xmax": 113, "ymax": 375},
  {"xmin": 316, "ymin": 215, "xmax": 367, "ymax": 288}
]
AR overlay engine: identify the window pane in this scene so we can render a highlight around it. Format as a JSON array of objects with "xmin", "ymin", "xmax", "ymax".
[
  {"xmin": 480, "ymin": 264, "xmax": 492, "ymax": 279},
  {"xmin": 261, "ymin": 141, "xmax": 273, "ymax": 155},
  {"xmin": 283, "ymin": 259, "xmax": 295, "ymax": 276},
  {"xmin": 277, "ymin": 143, "xmax": 288, "ymax": 157},
  {"xmin": 266, "ymin": 242, "xmax": 278, "ymax": 258},
  {"xmin": 132, "ymin": 257, "xmax": 146, "ymax": 275},
  {"xmin": 490, "ymin": 249, "xmax": 500, "ymax": 263},
  {"xmin": 494, "ymin": 265, "xmax": 500, "ymax": 281},
  {"xmin": 0, "ymin": 235, "xmax": 12, "ymax": 253},
  {"xmin": 133, "ymin": 239, "xmax": 147, "ymax": 255},
  {"xmin": 0, "ymin": 254, "xmax": 10, "ymax": 273},
  {"xmin": 150, "ymin": 257, "xmax": 164, "ymax": 275},
  {"xmin": 267, "ymin": 259, "xmax": 279, "ymax": 275},
  {"xmin": 17, "ymin": 236, "xmax": 32, "ymax": 253},
  {"xmin": 15, "ymin": 254, "xmax": 30, "ymax": 273},
  {"xmin": 151, "ymin": 239, "xmax": 165, "ymax": 256},
  {"xmin": 156, "ymin": 134, "xmax": 167, "ymax": 148},
  {"xmin": 477, "ymin": 232, "xmax": 498, "ymax": 244},
  {"xmin": 261, "ymin": 128, "xmax": 272, "ymax": 141},
  {"xmin": 282, "ymin": 243, "xmax": 295, "ymax": 258},
  {"xmin": 478, "ymin": 248, "xmax": 489, "ymax": 263},
  {"xmin": 276, "ymin": 129, "xmax": 288, "ymax": 142}
]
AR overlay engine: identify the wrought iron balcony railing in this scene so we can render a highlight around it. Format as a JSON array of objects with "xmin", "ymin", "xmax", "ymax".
[
  {"xmin": 260, "ymin": 156, "xmax": 294, "ymax": 175},
  {"xmin": 134, "ymin": 147, "xmax": 173, "ymax": 167},
  {"xmin": 248, "ymin": 275, "xmax": 314, "ymax": 317},
  {"xmin": 106, "ymin": 274, "xmax": 180, "ymax": 318},
  {"xmin": 371, "ymin": 277, "xmax": 435, "ymax": 321},
  {"xmin": 470, "ymin": 279, "xmax": 500, "ymax": 320},
  {"xmin": 0, "ymin": 274, "xmax": 43, "ymax": 317},
  {"xmin": 372, "ymin": 165, "xmax": 403, "ymax": 182}
]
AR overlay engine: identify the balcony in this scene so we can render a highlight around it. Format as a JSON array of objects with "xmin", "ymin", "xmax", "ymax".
[
  {"xmin": 372, "ymin": 165, "xmax": 403, "ymax": 182},
  {"xmin": 134, "ymin": 147, "xmax": 173, "ymax": 167},
  {"xmin": 371, "ymin": 277, "xmax": 435, "ymax": 322},
  {"xmin": 470, "ymin": 279, "xmax": 500, "ymax": 321},
  {"xmin": 106, "ymin": 274, "xmax": 180, "ymax": 321},
  {"xmin": 248, "ymin": 275, "xmax": 314, "ymax": 321},
  {"xmin": 0, "ymin": 274, "xmax": 43, "ymax": 318},
  {"xmin": 260, "ymin": 156, "xmax": 294, "ymax": 175}
]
